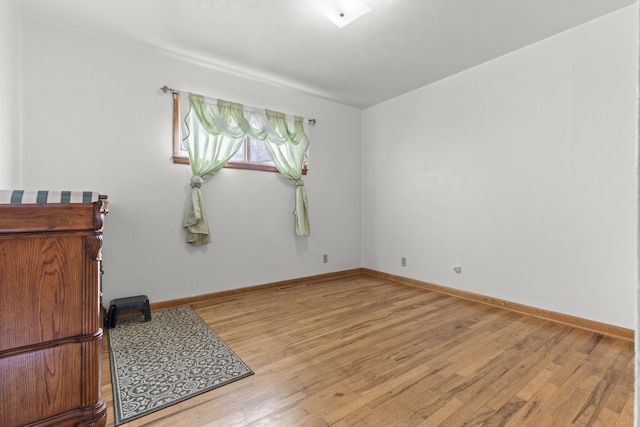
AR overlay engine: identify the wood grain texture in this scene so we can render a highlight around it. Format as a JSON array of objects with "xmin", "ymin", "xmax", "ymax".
[
  {"xmin": 0, "ymin": 203, "xmax": 95, "ymax": 233},
  {"xmin": 0, "ymin": 235, "xmax": 86, "ymax": 351},
  {"xmin": 149, "ymin": 269, "xmax": 363, "ymax": 311},
  {"xmin": 0, "ymin": 200, "xmax": 107, "ymax": 427},
  {"xmin": 101, "ymin": 274, "xmax": 634, "ymax": 426},
  {"xmin": 362, "ymin": 269, "xmax": 634, "ymax": 342},
  {"xmin": 0, "ymin": 345, "xmax": 82, "ymax": 425}
]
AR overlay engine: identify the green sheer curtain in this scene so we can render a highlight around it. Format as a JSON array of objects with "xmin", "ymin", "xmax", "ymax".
[
  {"xmin": 180, "ymin": 92, "xmax": 310, "ymax": 244},
  {"xmin": 181, "ymin": 94, "xmax": 245, "ymax": 244},
  {"xmin": 261, "ymin": 111, "xmax": 309, "ymax": 236}
]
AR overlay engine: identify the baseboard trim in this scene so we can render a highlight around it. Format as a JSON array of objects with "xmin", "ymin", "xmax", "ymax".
[
  {"xmin": 150, "ymin": 267, "xmax": 633, "ymax": 343},
  {"xmin": 149, "ymin": 268, "xmax": 363, "ymax": 311},
  {"xmin": 362, "ymin": 268, "xmax": 634, "ymax": 343}
]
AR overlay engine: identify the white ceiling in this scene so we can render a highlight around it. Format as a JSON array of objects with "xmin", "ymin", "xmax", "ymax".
[{"xmin": 16, "ymin": 0, "xmax": 637, "ymax": 109}]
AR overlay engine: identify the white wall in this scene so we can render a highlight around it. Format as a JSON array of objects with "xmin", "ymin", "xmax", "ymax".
[
  {"xmin": 20, "ymin": 19, "xmax": 363, "ymax": 304},
  {"xmin": 0, "ymin": 0, "xmax": 21, "ymax": 187},
  {"xmin": 15, "ymin": 6, "xmax": 639, "ymax": 330},
  {"xmin": 362, "ymin": 6, "xmax": 638, "ymax": 329}
]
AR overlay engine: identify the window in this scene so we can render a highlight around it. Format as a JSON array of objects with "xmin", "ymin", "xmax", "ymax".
[
  {"xmin": 169, "ymin": 89, "xmax": 312, "ymax": 242},
  {"xmin": 171, "ymin": 92, "xmax": 308, "ymax": 174}
]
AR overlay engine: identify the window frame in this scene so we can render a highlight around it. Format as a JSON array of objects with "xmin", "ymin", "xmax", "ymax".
[{"xmin": 171, "ymin": 92, "xmax": 308, "ymax": 175}]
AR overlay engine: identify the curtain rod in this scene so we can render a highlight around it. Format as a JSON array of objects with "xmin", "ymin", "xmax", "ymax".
[{"xmin": 161, "ymin": 86, "xmax": 316, "ymax": 125}]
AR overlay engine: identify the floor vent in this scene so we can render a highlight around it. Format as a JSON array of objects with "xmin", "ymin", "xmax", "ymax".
[{"xmin": 277, "ymin": 283, "xmax": 307, "ymax": 291}]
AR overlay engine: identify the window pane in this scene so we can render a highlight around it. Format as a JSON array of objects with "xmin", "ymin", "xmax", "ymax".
[
  {"xmin": 248, "ymin": 138, "xmax": 273, "ymax": 164},
  {"xmin": 230, "ymin": 142, "xmax": 246, "ymax": 162}
]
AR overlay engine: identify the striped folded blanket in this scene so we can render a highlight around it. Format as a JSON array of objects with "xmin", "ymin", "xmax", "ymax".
[{"xmin": 0, "ymin": 190, "xmax": 100, "ymax": 204}]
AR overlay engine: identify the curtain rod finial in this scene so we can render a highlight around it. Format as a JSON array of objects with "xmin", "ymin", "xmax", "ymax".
[
  {"xmin": 308, "ymin": 118, "xmax": 317, "ymax": 125},
  {"xmin": 161, "ymin": 85, "xmax": 176, "ymax": 94}
]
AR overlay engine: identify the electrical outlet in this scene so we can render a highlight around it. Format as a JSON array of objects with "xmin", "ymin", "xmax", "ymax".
[
  {"xmin": 323, "ymin": 254, "xmax": 328, "ymax": 264},
  {"xmin": 401, "ymin": 257, "xmax": 406, "ymax": 267}
]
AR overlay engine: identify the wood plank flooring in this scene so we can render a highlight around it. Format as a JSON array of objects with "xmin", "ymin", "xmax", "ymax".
[{"xmin": 101, "ymin": 274, "xmax": 634, "ymax": 426}]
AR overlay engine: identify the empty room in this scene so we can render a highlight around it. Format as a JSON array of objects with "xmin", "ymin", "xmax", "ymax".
[{"xmin": 0, "ymin": 0, "xmax": 637, "ymax": 426}]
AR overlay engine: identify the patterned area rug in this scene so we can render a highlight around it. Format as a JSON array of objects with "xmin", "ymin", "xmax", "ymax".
[{"xmin": 108, "ymin": 305, "xmax": 253, "ymax": 425}]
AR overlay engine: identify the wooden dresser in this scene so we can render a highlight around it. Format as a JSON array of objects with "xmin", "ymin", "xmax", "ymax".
[{"xmin": 0, "ymin": 192, "xmax": 108, "ymax": 427}]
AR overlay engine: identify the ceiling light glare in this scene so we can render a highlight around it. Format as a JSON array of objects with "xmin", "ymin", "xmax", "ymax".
[{"xmin": 318, "ymin": 0, "xmax": 372, "ymax": 28}]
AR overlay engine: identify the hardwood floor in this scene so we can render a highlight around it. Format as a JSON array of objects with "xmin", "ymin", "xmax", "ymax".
[{"xmin": 101, "ymin": 274, "xmax": 634, "ymax": 426}]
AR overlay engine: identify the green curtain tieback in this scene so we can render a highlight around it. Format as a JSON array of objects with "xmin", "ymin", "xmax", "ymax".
[{"xmin": 190, "ymin": 175, "xmax": 204, "ymax": 188}]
